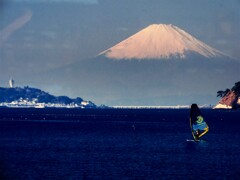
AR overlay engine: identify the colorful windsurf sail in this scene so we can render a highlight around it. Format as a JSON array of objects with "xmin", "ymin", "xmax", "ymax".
[{"xmin": 190, "ymin": 104, "xmax": 209, "ymax": 141}]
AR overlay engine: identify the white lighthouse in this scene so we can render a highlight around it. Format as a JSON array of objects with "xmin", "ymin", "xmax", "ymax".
[{"xmin": 9, "ymin": 78, "xmax": 14, "ymax": 88}]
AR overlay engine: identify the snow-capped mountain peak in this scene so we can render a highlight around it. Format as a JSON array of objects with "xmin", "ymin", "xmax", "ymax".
[{"xmin": 99, "ymin": 24, "xmax": 226, "ymax": 60}]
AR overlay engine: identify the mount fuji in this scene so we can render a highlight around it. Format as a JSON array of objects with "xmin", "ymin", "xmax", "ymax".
[
  {"xmin": 46, "ymin": 24, "xmax": 239, "ymax": 106},
  {"xmin": 99, "ymin": 24, "xmax": 227, "ymax": 60}
]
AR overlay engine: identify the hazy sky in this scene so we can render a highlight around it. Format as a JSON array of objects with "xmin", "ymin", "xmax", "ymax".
[{"xmin": 0, "ymin": 0, "xmax": 240, "ymax": 105}]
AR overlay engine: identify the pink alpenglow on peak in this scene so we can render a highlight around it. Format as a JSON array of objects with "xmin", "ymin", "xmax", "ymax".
[{"xmin": 99, "ymin": 24, "xmax": 226, "ymax": 60}]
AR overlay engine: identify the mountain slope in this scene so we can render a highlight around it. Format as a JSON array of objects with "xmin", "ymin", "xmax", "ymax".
[
  {"xmin": 99, "ymin": 24, "xmax": 226, "ymax": 60},
  {"xmin": 41, "ymin": 24, "xmax": 239, "ymax": 106}
]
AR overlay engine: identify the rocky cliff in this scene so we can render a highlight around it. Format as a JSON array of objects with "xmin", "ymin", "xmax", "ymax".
[{"xmin": 214, "ymin": 82, "xmax": 240, "ymax": 109}]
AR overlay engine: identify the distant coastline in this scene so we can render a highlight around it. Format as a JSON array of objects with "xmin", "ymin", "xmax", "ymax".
[
  {"xmin": 0, "ymin": 85, "xmax": 97, "ymax": 109},
  {"xmin": 112, "ymin": 105, "xmax": 212, "ymax": 109}
]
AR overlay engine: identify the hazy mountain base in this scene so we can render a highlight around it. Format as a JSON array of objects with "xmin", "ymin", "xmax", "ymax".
[{"xmin": 44, "ymin": 54, "xmax": 240, "ymax": 106}]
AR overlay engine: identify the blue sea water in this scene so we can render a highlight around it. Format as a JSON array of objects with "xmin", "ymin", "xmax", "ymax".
[{"xmin": 0, "ymin": 108, "xmax": 240, "ymax": 179}]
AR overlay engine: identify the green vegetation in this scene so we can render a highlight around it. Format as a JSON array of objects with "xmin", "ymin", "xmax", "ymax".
[
  {"xmin": 217, "ymin": 89, "xmax": 230, "ymax": 98},
  {"xmin": 217, "ymin": 81, "xmax": 240, "ymax": 97},
  {"xmin": 0, "ymin": 86, "xmax": 84, "ymax": 104},
  {"xmin": 231, "ymin": 81, "xmax": 240, "ymax": 94}
]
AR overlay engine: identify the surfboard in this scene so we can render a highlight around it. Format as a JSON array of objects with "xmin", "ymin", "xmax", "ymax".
[{"xmin": 186, "ymin": 139, "xmax": 200, "ymax": 142}]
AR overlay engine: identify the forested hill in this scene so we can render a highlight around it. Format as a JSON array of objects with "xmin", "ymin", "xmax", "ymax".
[{"xmin": 0, "ymin": 86, "xmax": 96, "ymax": 108}]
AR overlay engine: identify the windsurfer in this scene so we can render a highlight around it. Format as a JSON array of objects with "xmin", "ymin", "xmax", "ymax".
[
  {"xmin": 190, "ymin": 104, "xmax": 209, "ymax": 141},
  {"xmin": 194, "ymin": 129, "xmax": 200, "ymax": 140}
]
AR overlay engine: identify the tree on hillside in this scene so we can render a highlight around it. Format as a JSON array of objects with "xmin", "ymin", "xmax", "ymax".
[
  {"xmin": 217, "ymin": 88, "xmax": 230, "ymax": 98},
  {"xmin": 217, "ymin": 81, "xmax": 240, "ymax": 97},
  {"xmin": 232, "ymin": 81, "xmax": 240, "ymax": 95},
  {"xmin": 217, "ymin": 91, "xmax": 224, "ymax": 97}
]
